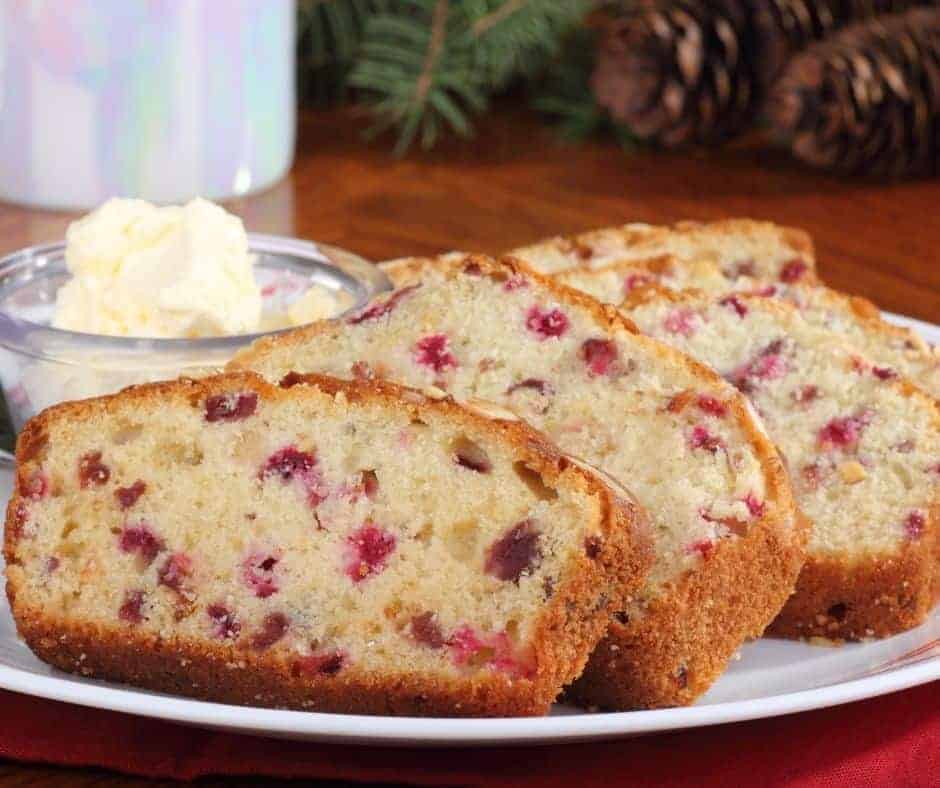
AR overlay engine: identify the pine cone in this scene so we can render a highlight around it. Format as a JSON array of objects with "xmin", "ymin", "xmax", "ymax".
[
  {"xmin": 592, "ymin": 0, "xmax": 937, "ymax": 147},
  {"xmin": 769, "ymin": 8, "xmax": 940, "ymax": 176}
]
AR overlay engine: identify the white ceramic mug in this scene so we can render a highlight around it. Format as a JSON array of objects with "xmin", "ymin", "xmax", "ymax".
[{"xmin": 0, "ymin": 0, "xmax": 296, "ymax": 209}]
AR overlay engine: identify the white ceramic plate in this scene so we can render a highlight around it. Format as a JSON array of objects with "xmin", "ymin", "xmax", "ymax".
[{"xmin": 0, "ymin": 312, "xmax": 936, "ymax": 747}]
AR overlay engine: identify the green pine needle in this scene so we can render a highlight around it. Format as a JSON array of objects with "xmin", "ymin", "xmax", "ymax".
[{"xmin": 349, "ymin": 0, "xmax": 593, "ymax": 154}]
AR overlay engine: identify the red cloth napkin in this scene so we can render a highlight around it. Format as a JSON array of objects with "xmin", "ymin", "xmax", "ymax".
[{"xmin": 0, "ymin": 683, "xmax": 936, "ymax": 786}]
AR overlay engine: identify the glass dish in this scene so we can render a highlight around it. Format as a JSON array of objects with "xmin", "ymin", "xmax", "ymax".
[{"xmin": 0, "ymin": 234, "xmax": 390, "ymax": 437}]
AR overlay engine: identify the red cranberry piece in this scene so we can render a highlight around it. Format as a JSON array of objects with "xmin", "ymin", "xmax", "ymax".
[
  {"xmin": 242, "ymin": 551, "xmax": 282, "ymax": 598},
  {"xmin": 24, "ymin": 471, "xmax": 48, "ymax": 500},
  {"xmin": 46, "ymin": 556, "xmax": 60, "ymax": 573},
  {"xmin": 119, "ymin": 590, "xmax": 145, "ymax": 623},
  {"xmin": 687, "ymin": 539, "xmax": 714, "ymax": 560},
  {"xmin": 525, "ymin": 306, "xmax": 570, "ymax": 339},
  {"xmin": 872, "ymin": 366, "xmax": 897, "ymax": 380},
  {"xmin": 79, "ymin": 451, "xmax": 110, "ymax": 488},
  {"xmin": 158, "ymin": 552, "xmax": 193, "ymax": 593},
  {"xmin": 251, "ymin": 612, "xmax": 289, "ymax": 650},
  {"xmin": 486, "ymin": 631, "xmax": 534, "ymax": 679},
  {"xmin": 743, "ymin": 492, "xmax": 765, "ymax": 517},
  {"xmin": 779, "ymin": 259, "xmax": 808, "ymax": 283},
  {"xmin": 624, "ymin": 273, "xmax": 653, "ymax": 293},
  {"xmin": 119, "ymin": 525, "xmax": 164, "ymax": 565},
  {"xmin": 347, "ymin": 283, "xmax": 421, "ymax": 324},
  {"xmin": 792, "ymin": 385, "xmax": 820, "ymax": 404},
  {"xmin": 207, "ymin": 604, "xmax": 241, "ymax": 639},
  {"xmin": 753, "ymin": 353, "xmax": 787, "ymax": 380},
  {"xmin": 485, "ymin": 519, "xmax": 541, "ymax": 582},
  {"xmin": 689, "ymin": 425, "xmax": 724, "ymax": 453},
  {"xmin": 115, "ymin": 480, "xmax": 146, "ymax": 510},
  {"xmin": 204, "ymin": 392, "xmax": 258, "ymax": 422},
  {"xmin": 413, "ymin": 334, "xmax": 458, "ymax": 373},
  {"xmin": 697, "ymin": 395, "xmax": 727, "ymax": 417},
  {"xmin": 503, "ymin": 274, "xmax": 529, "ymax": 291},
  {"xmin": 345, "ymin": 523, "xmax": 397, "ymax": 583},
  {"xmin": 818, "ymin": 413, "xmax": 871, "ymax": 450},
  {"xmin": 904, "ymin": 511, "xmax": 925, "ymax": 540},
  {"xmin": 447, "ymin": 625, "xmax": 486, "ymax": 665},
  {"xmin": 753, "ymin": 285, "xmax": 778, "ymax": 297},
  {"xmin": 719, "ymin": 295, "xmax": 748, "ymax": 317},
  {"xmin": 294, "ymin": 650, "xmax": 346, "ymax": 676},
  {"xmin": 259, "ymin": 447, "xmax": 316, "ymax": 483},
  {"xmin": 580, "ymin": 338, "xmax": 618, "ymax": 376},
  {"xmin": 259, "ymin": 446, "xmax": 326, "ymax": 506},
  {"xmin": 445, "ymin": 626, "xmax": 532, "ymax": 678},
  {"xmin": 729, "ymin": 342, "xmax": 788, "ymax": 390},
  {"xmin": 664, "ymin": 308, "xmax": 698, "ymax": 336},
  {"xmin": 411, "ymin": 612, "xmax": 445, "ymax": 649}
]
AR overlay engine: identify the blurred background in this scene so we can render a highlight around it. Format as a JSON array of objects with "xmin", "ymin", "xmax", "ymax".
[{"xmin": 0, "ymin": 0, "xmax": 937, "ymax": 307}]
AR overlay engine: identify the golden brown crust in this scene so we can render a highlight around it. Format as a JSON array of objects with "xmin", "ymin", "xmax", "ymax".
[
  {"xmin": 620, "ymin": 288, "xmax": 940, "ymax": 642},
  {"xmin": 570, "ymin": 509, "xmax": 811, "ymax": 709},
  {"xmin": 768, "ymin": 539, "xmax": 937, "ymax": 641},
  {"xmin": 6, "ymin": 371, "xmax": 651, "ymax": 717},
  {"xmin": 231, "ymin": 253, "xmax": 805, "ymax": 710}
]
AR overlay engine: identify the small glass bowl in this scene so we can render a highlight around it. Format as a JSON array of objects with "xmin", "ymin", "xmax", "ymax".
[{"xmin": 0, "ymin": 233, "xmax": 390, "ymax": 434}]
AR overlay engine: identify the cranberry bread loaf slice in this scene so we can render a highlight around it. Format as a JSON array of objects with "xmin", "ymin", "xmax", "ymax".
[
  {"xmin": 5, "ymin": 372, "xmax": 652, "ymax": 717},
  {"xmin": 231, "ymin": 254, "xmax": 803, "ymax": 709},
  {"xmin": 623, "ymin": 289, "xmax": 940, "ymax": 639},
  {"xmin": 509, "ymin": 219, "xmax": 817, "ymax": 284}
]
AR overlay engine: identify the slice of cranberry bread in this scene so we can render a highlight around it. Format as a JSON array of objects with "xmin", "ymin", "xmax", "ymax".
[
  {"xmin": 509, "ymin": 219, "xmax": 817, "ymax": 284},
  {"xmin": 230, "ymin": 254, "xmax": 803, "ymax": 709},
  {"xmin": 623, "ymin": 289, "xmax": 940, "ymax": 639},
  {"xmin": 5, "ymin": 372, "xmax": 652, "ymax": 717}
]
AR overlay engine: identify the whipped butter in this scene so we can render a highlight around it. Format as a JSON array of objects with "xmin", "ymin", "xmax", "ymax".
[{"xmin": 53, "ymin": 197, "xmax": 346, "ymax": 339}]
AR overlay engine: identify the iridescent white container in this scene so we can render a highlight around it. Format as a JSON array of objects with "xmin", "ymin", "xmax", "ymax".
[{"xmin": 0, "ymin": 0, "xmax": 295, "ymax": 209}]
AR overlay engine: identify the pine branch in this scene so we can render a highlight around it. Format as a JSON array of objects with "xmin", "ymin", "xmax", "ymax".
[{"xmin": 350, "ymin": 0, "xmax": 592, "ymax": 154}]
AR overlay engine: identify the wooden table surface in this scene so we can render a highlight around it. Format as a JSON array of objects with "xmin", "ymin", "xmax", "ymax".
[{"xmin": 0, "ymin": 106, "xmax": 937, "ymax": 786}]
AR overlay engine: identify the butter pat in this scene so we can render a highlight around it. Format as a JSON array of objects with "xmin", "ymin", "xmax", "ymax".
[{"xmin": 54, "ymin": 198, "xmax": 262, "ymax": 338}]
